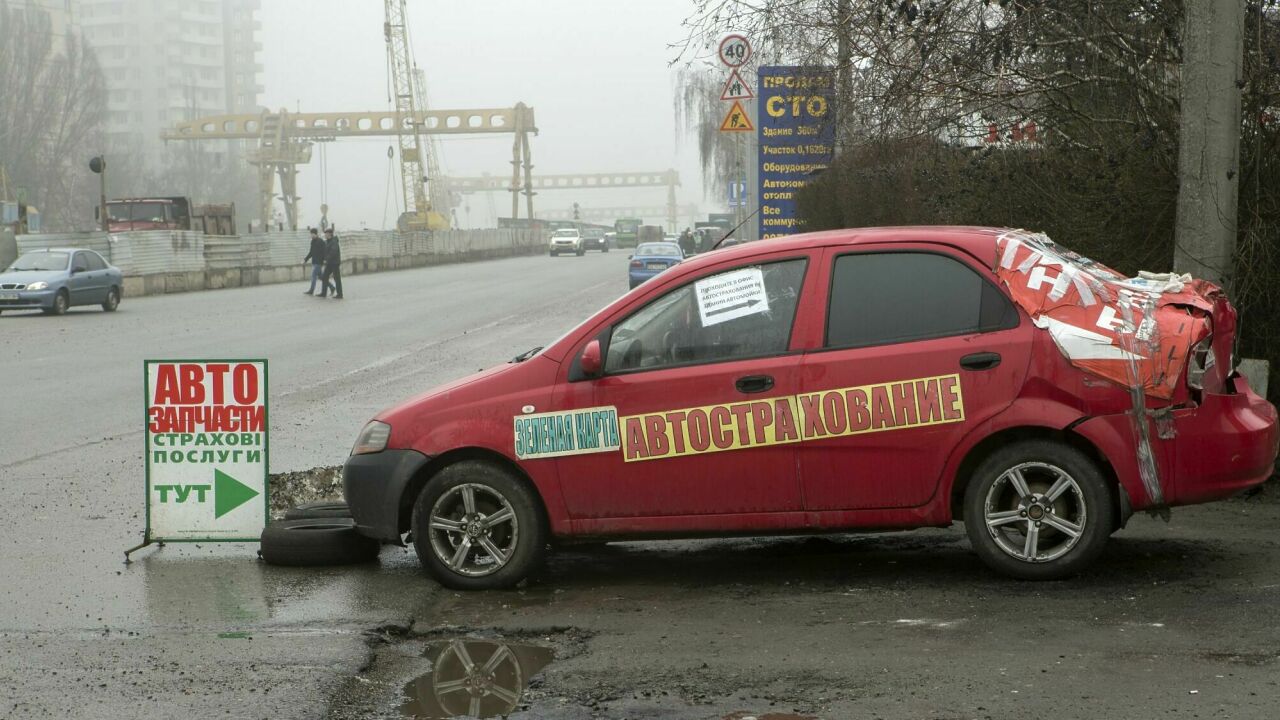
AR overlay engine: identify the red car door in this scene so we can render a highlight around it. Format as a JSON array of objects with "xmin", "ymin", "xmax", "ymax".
[
  {"xmin": 551, "ymin": 254, "xmax": 817, "ymax": 521},
  {"xmin": 798, "ymin": 244, "xmax": 1033, "ymax": 510}
]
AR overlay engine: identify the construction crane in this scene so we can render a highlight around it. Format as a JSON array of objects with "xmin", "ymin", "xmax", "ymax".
[
  {"xmin": 413, "ymin": 68, "xmax": 453, "ymax": 221},
  {"xmin": 384, "ymin": 0, "xmax": 447, "ymax": 231}
]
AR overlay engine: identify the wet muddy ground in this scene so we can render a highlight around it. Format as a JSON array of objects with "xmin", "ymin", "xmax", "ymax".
[{"xmin": 324, "ymin": 495, "xmax": 1280, "ymax": 720}]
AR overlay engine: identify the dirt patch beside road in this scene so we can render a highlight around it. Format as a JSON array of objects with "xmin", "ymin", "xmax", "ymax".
[{"xmin": 269, "ymin": 465, "xmax": 343, "ymax": 518}]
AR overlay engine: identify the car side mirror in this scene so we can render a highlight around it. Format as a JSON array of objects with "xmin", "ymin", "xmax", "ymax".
[
  {"xmin": 72, "ymin": 265, "xmax": 86, "ymax": 274},
  {"xmin": 580, "ymin": 339, "xmax": 603, "ymax": 377}
]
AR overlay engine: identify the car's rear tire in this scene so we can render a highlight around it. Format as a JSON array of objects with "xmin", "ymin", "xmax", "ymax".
[
  {"xmin": 603, "ymin": 246, "xmax": 609, "ymax": 253},
  {"xmin": 44, "ymin": 290, "xmax": 69, "ymax": 316},
  {"xmin": 964, "ymin": 440, "xmax": 1112, "ymax": 580},
  {"xmin": 411, "ymin": 460, "xmax": 546, "ymax": 590},
  {"xmin": 102, "ymin": 287, "xmax": 120, "ymax": 312}
]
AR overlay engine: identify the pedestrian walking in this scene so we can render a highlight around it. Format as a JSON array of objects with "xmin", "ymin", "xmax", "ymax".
[
  {"xmin": 303, "ymin": 228, "xmax": 326, "ymax": 294},
  {"xmin": 318, "ymin": 227, "xmax": 344, "ymax": 299},
  {"xmin": 678, "ymin": 228, "xmax": 695, "ymax": 257}
]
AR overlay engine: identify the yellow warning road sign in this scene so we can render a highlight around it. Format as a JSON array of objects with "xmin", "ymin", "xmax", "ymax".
[{"xmin": 719, "ymin": 100, "xmax": 754, "ymax": 132}]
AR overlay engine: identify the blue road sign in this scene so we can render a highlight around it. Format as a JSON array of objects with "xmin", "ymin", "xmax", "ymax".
[{"xmin": 757, "ymin": 66, "xmax": 836, "ymax": 239}]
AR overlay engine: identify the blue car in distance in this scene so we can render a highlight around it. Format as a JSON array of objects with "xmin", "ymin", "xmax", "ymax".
[
  {"xmin": 627, "ymin": 241, "xmax": 684, "ymax": 289},
  {"xmin": 0, "ymin": 248, "xmax": 123, "ymax": 316}
]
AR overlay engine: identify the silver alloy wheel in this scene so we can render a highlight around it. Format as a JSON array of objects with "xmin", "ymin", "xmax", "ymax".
[
  {"xmin": 983, "ymin": 461, "xmax": 1087, "ymax": 563},
  {"xmin": 428, "ymin": 483, "xmax": 519, "ymax": 577}
]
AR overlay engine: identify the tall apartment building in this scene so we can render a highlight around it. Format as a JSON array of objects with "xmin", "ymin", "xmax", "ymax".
[{"xmin": 76, "ymin": 0, "xmax": 262, "ymax": 174}]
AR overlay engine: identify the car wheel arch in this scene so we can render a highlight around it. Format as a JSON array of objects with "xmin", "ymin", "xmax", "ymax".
[
  {"xmin": 397, "ymin": 447, "xmax": 554, "ymax": 538},
  {"xmin": 947, "ymin": 425, "xmax": 1128, "ymax": 532}
]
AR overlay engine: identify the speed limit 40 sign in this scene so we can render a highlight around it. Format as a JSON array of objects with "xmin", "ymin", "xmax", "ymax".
[{"xmin": 718, "ymin": 33, "xmax": 752, "ymax": 67}]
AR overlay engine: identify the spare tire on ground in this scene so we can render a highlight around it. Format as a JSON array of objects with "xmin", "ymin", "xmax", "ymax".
[
  {"xmin": 259, "ymin": 518, "xmax": 380, "ymax": 567},
  {"xmin": 284, "ymin": 500, "xmax": 352, "ymax": 520}
]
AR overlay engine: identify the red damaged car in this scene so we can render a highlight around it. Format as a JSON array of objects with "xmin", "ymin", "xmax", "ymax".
[{"xmin": 343, "ymin": 226, "xmax": 1278, "ymax": 589}]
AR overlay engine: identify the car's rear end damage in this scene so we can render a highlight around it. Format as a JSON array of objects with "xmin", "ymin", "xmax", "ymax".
[{"xmin": 994, "ymin": 230, "xmax": 1279, "ymax": 513}]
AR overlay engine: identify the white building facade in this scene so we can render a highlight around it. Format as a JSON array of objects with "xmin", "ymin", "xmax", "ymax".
[{"xmin": 76, "ymin": 0, "xmax": 262, "ymax": 173}]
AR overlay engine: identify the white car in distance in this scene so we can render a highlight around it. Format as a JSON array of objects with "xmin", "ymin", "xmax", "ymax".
[{"xmin": 549, "ymin": 228, "xmax": 584, "ymax": 257}]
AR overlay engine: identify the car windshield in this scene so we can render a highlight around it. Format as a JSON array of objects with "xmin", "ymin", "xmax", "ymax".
[
  {"xmin": 553, "ymin": 229, "xmax": 578, "ymax": 237},
  {"xmin": 7, "ymin": 251, "xmax": 69, "ymax": 271},
  {"xmin": 107, "ymin": 202, "xmax": 167, "ymax": 222},
  {"xmin": 636, "ymin": 243, "xmax": 680, "ymax": 257}
]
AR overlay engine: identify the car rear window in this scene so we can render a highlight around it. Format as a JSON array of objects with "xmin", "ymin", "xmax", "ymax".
[
  {"xmin": 636, "ymin": 243, "xmax": 680, "ymax": 256},
  {"xmin": 826, "ymin": 251, "xmax": 1017, "ymax": 348}
]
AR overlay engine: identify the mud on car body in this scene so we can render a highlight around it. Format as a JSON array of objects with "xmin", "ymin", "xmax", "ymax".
[{"xmin": 343, "ymin": 226, "xmax": 1278, "ymax": 589}]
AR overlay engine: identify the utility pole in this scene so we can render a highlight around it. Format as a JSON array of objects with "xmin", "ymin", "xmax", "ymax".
[{"xmin": 1173, "ymin": 0, "xmax": 1246, "ymax": 288}]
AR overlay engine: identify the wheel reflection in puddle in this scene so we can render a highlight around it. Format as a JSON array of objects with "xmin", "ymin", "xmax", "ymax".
[{"xmin": 401, "ymin": 639, "xmax": 553, "ymax": 719}]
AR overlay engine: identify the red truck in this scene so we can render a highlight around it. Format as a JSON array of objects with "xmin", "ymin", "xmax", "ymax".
[
  {"xmin": 340, "ymin": 226, "xmax": 1278, "ymax": 589},
  {"xmin": 103, "ymin": 197, "xmax": 235, "ymax": 235}
]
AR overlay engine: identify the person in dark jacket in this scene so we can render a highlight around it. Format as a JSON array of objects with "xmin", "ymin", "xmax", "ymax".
[
  {"xmin": 303, "ymin": 228, "xmax": 327, "ymax": 295},
  {"xmin": 318, "ymin": 227, "xmax": 343, "ymax": 299}
]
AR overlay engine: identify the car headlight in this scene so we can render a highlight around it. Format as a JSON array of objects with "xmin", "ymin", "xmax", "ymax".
[
  {"xmin": 351, "ymin": 420, "xmax": 391, "ymax": 455},
  {"xmin": 26, "ymin": 281, "xmax": 48, "ymax": 291}
]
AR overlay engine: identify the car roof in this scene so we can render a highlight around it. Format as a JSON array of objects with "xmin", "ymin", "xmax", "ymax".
[
  {"xmin": 686, "ymin": 225, "xmax": 1008, "ymax": 267},
  {"xmin": 28, "ymin": 248, "xmax": 83, "ymax": 254}
]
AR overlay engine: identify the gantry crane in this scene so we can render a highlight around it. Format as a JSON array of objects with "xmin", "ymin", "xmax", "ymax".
[
  {"xmin": 444, "ymin": 170, "xmax": 682, "ymax": 231},
  {"xmin": 162, "ymin": 106, "xmax": 537, "ymax": 232},
  {"xmin": 162, "ymin": 4, "xmax": 538, "ymax": 232}
]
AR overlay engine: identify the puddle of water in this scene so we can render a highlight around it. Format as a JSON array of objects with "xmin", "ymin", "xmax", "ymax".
[{"xmin": 401, "ymin": 639, "xmax": 554, "ymax": 719}]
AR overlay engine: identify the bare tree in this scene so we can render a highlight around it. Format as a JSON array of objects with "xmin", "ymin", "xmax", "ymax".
[{"xmin": 0, "ymin": 1, "xmax": 107, "ymax": 230}]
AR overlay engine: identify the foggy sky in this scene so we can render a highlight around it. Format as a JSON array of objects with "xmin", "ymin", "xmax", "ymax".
[{"xmin": 259, "ymin": 0, "xmax": 711, "ymax": 230}]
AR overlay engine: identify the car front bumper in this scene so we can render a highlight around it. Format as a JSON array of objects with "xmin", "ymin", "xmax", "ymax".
[
  {"xmin": 550, "ymin": 242, "xmax": 580, "ymax": 252},
  {"xmin": 342, "ymin": 448, "xmax": 431, "ymax": 543},
  {"xmin": 0, "ymin": 288, "xmax": 56, "ymax": 310}
]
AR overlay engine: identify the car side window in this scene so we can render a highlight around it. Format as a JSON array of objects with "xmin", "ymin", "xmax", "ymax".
[
  {"xmin": 826, "ymin": 251, "xmax": 1017, "ymax": 349},
  {"xmin": 605, "ymin": 258, "xmax": 807, "ymax": 373},
  {"xmin": 85, "ymin": 252, "xmax": 107, "ymax": 271},
  {"xmin": 71, "ymin": 252, "xmax": 88, "ymax": 272}
]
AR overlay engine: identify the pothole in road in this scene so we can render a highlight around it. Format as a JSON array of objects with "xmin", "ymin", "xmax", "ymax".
[
  {"xmin": 400, "ymin": 638, "xmax": 554, "ymax": 718},
  {"xmin": 329, "ymin": 624, "xmax": 832, "ymax": 719}
]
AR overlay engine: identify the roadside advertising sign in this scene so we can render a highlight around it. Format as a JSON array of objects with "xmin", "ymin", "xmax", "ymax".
[
  {"xmin": 717, "ymin": 34, "xmax": 752, "ymax": 67},
  {"xmin": 756, "ymin": 66, "xmax": 836, "ymax": 239},
  {"xmin": 143, "ymin": 360, "xmax": 269, "ymax": 542}
]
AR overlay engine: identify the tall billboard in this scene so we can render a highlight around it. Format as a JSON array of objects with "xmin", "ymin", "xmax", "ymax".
[{"xmin": 756, "ymin": 66, "xmax": 836, "ymax": 239}]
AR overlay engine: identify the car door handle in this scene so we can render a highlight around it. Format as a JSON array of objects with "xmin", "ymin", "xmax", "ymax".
[
  {"xmin": 735, "ymin": 375, "xmax": 775, "ymax": 394},
  {"xmin": 960, "ymin": 352, "xmax": 1002, "ymax": 371}
]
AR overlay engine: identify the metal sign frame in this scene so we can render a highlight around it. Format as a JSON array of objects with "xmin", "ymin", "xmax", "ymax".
[{"xmin": 127, "ymin": 359, "xmax": 270, "ymax": 561}]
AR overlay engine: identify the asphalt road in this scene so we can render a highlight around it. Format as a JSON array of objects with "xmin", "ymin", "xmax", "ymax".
[{"xmin": 3, "ymin": 250, "xmax": 1280, "ymax": 719}]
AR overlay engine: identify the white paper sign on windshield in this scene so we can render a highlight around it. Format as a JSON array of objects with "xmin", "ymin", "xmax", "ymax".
[{"xmin": 695, "ymin": 267, "xmax": 769, "ymax": 327}]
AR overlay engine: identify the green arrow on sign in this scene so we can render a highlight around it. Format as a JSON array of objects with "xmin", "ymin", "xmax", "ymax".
[{"xmin": 214, "ymin": 469, "xmax": 260, "ymax": 519}]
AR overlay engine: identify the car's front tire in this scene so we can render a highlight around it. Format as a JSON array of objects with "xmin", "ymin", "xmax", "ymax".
[
  {"xmin": 549, "ymin": 250, "xmax": 557, "ymax": 257},
  {"xmin": 102, "ymin": 287, "xmax": 120, "ymax": 312},
  {"xmin": 575, "ymin": 247, "xmax": 585, "ymax": 256},
  {"xmin": 411, "ymin": 460, "xmax": 546, "ymax": 590},
  {"xmin": 44, "ymin": 289, "xmax": 69, "ymax": 316},
  {"xmin": 964, "ymin": 440, "xmax": 1112, "ymax": 580}
]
